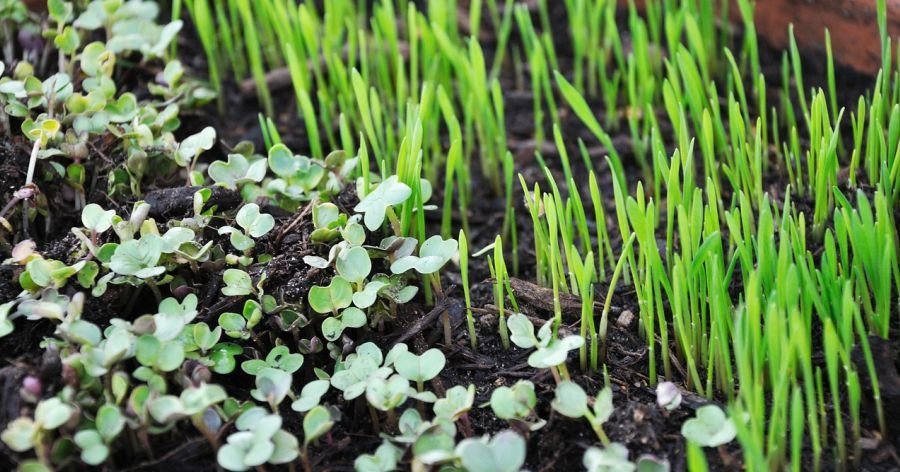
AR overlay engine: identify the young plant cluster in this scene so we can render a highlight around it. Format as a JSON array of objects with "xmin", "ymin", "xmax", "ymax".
[{"xmin": 0, "ymin": 0, "xmax": 216, "ymax": 252}]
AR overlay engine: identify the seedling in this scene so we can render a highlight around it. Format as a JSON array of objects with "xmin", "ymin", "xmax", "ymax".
[
  {"xmin": 458, "ymin": 229, "xmax": 476, "ymax": 349},
  {"xmin": 354, "ymin": 441, "xmax": 403, "ymax": 472},
  {"xmin": 394, "ymin": 348, "xmax": 446, "ymax": 393},
  {"xmin": 1, "ymin": 397, "xmax": 74, "ymax": 453},
  {"xmin": 222, "ymin": 269, "xmax": 254, "ymax": 297},
  {"xmin": 680, "ymin": 405, "xmax": 737, "ymax": 447},
  {"xmin": 354, "ymin": 175, "xmax": 411, "ymax": 232},
  {"xmin": 251, "ymin": 367, "xmax": 293, "ymax": 410},
  {"xmin": 455, "ymin": 430, "xmax": 527, "ymax": 472},
  {"xmin": 321, "ymin": 307, "xmax": 367, "ymax": 341},
  {"xmin": 242, "ymin": 345, "xmax": 304, "ymax": 375},
  {"xmin": 218, "ymin": 299, "xmax": 263, "ymax": 339},
  {"xmin": 434, "ymin": 384, "xmax": 475, "ymax": 423},
  {"xmin": 507, "ymin": 313, "xmax": 583, "ymax": 380},
  {"xmin": 552, "ymin": 381, "xmax": 613, "ymax": 445},
  {"xmin": 366, "ymin": 374, "xmax": 411, "ymax": 420},
  {"xmin": 219, "ymin": 203, "xmax": 275, "ymax": 252},
  {"xmin": 308, "ymin": 276, "xmax": 354, "ymax": 315},
  {"xmin": 208, "ymin": 152, "xmax": 267, "ymax": 189},
  {"xmin": 583, "ymin": 443, "xmax": 635, "ymax": 472},
  {"xmin": 301, "ymin": 406, "xmax": 335, "ymax": 472},
  {"xmin": 217, "ymin": 408, "xmax": 299, "ymax": 471},
  {"xmin": 331, "ymin": 342, "xmax": 392, "ymax": 400},
  {"xmin": 489, "ymin": 380, "xmax": 544, "ymax": 431},
  {"xmin": 291, "ymin": 380, "xmax": 331, "ymax": 413}
]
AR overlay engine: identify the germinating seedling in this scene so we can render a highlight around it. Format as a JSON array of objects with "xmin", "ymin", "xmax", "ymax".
[
  {"xmin": 680, "ymin": 405, "xmax": 737, "ymax": 447},
  {"xmin": 489, "ymin": 380, "xmax": 545, "ymax": 431},
  {"xmin": 552, "ymin": 381, "xmax": 614, "ymax": 445},
  {"xmin": 507, "ymin": 313, "xmax": 583, "ymax": 381},
  {"xmin": 582, "ymin": 443, "xmax": 635, "ymax": 472},
  {"xmin": 455, "ymin": 430, "xmax": 527, "ymax": 472}
]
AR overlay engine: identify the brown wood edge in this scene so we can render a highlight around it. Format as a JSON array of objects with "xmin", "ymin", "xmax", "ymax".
[{"xmin": 620, "ymin": 0, "xmax": 900, "ymax": 75}]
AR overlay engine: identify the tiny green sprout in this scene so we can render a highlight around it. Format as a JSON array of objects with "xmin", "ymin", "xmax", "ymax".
[
  {"xmin": 218, "ymin": 300, "xmax": 263, "ymax": 339},
  {"xmin": 267, "ymin": 144, "xmax": 317, "ymax": 181},
  {"xmin": 366, "ymin": 374, "xmax": 411, "ymax": 411},
  {"xmin": 222, "ymin": 203, "xmax": 275, "ymax": 251},
  {"xmin": 507, "ymin": 313, "xmax": 583, "ymax": 376},
  {"xmin": 308, "ymin": 276, "xmax": 353, "ymax": 314},
  {"xmin": 354, "ymin": 175, "xmax": 411, "ymax": 231},
  {"xmin": 135, "ymin": 335, "xmax": 185, "ymax": 372},
  {"xmin": 291, "ymin": 380, "xmax": 330, "ymax": 412},
  {"xmin": 74, "ymin": 429, "xmax": 109, "ymax": 466},
  {"xmin": 185, "ymin": 321, "xmax": 221, "ymax": 353},
  {"xmin": 455, "ymin": 430, "xmax": 527, "ymax": 472},
  {"xmin": 154, "ymin": 294, "xmax": 198, "ymax": 341},
  {"xmin": 394, "ymin": 348, "xmax": 446, "ymax": 391},
  {"xmin": 656, "ymin": 382, "xmax": 682, "ymax": 411},
  {"xmin": 303, "ymin": 243, "xmax": 341, "ymax": 269},
  {"xmin": 434, "ymin": 384, "xmax": 475, "ymax": 422},
  {"xmin": 412, "ymin": 428, "xmax": 457, "ymax": 467},
  {"xmin": 222, "ymin": 269, "xmax": 253, "ymax": 297},
  {"xmin": 390, "ymin": 235, "xmax": 458, "ymax": 275},
  {"xmin": 251, "ymin": 367, "xmax": 293, "ymax": 409},
  {"xmin": 242, "ymin": 345, "xmax": 304, "ymax": 375},
  {"xmin": 81, "ymin": 203, "xmax": 115, "ymax": 234},
  {"xmin": 336, "ymin": 246, "xmax": 372, "ymax": 285},
  {"xmin": 380, "ymin": 236, "xmax": 419, "ymax": 260},
  {"xmin": 74, "ymin": 403, "xmax": 125, "ymax": 465},
  {"xmin": 302, "ymin": 405, "xmax": 334, "ymax": 465},
  {"xmin": 217, "ymin": 409, "xmax": 299, "ymax": 471},
  {"xmin": 352, "ymin": 280, "xmax": 388, "ymax": 309},
  {"xmin": 331, "ymin": 342, "xmax": 391, "ymax": 400},
  {"xmin": 208, "ymin": 153, "xmax": 267, "ymax": 189},
  {"xmin": 208, "ymin": 343, "xmax": 243, "ymax": 374},
  {"xmin": 1, "ymin": 417, "xmax": 39, "ymax": 453},
  {"xmin": 20, "ymin": 256, "xmax": 86, "ymax": 291},
  {"xmin": 322, "ymin": 306, "xmax": 367, "ymax": 341},
  {"xmin": 680, "ymin": 405, "xmax": 737, "ymax": 447},
  {"xmin": 583, "ymin": 443, "xmax": 635, "ymax": 472},
  {"xmin": 109, "ymin": 235, "xmax": 165, "ymax": 278},
  {"xmin": 175, "ymin": 126, "xmax": 216, "ymax": 168},
  {"xmin": 236, "ymin": 203, "xmax": 275, "ymax": 238},
  {"xmin": 1, "ymin": 397, "xmax": 74, "ymax": 452},
  {"xmin": 489, "ymin": 380, "xmax": 543, "ymax": 430},
  {"xmin": 160, "ymin": 227, "xmax": 196, "ymax": 253},
  {"xmin": 310, "ymin": 202, "xmax": 345, "ymax": 242},
  {"xmin": 354, "ymin": 441, "xmax": 403, "ymax": 472},
  {"xmin": 552, "ymin": 381, "xmax": 613, "ymax": 445}
]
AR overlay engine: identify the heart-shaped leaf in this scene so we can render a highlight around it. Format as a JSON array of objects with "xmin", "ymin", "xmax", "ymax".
[
  {"xmin": 456, "ymin": 430, "xmax": 526, "ymax": 472},
  {"xmin": 394, "ymin": 348, "xmax": 445, "ymax": 383},
  {"xmin": 680, "ymin": 405, "xmax": 736, "ymax": 447},
  {"xmin": 551, "ymin": 381, "xmax": 588, "ymax": 418},
  {"xmin": 354, "ymin": 176, "xmax": 411, "ymax": 231},
  {"xmin": 308, "ymin": 276, "xmax": 353, "ymax": 314}
]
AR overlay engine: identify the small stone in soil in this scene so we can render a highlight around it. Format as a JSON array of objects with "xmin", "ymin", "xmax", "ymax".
[{"xmin": 617, "ymin": 310, "xmax": 635, "ymax": 329}]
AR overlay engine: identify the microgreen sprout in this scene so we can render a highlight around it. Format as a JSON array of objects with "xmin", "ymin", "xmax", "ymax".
[
  {"xmin": 583, "ymin": 443, "xmax": 635, "ymax": 472},
  {"xmin": 552, "ymin": 381, "xmax": 614, "ymax": 445},
  {"xmin": 680, "ymin": 405, "xmax": 737, "ymax": 447},
  {"xmin": 490, "ymin": 380, "xmax": 545, "ymax": 431},
  {"xmin": 455, "ymin": 430, "xmax": 527, "ymax": 472},
  {"xmin": 508, "ymin": 313, "xmax": 583, "ymax": 381}
]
